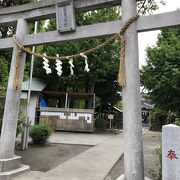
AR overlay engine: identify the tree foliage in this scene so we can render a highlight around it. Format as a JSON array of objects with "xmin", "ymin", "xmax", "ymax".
[
  {"xmin": 33, "ymin": 7, "xmax": 121, "ymax": 106},
  {"xmin": 0, "ymin": 0, "xmax": 164, "ymax": 105},
  {"xmin": 0, "ymin": 56, "xmax": 8, "ymax": 88},
  {"xmin": 33, "ymin": 2, "xmax": 164, "ymax": 105},
  {"xmin": 141, "ymin": 28, "xmax": 180, "ymax": 112},
  {"xmin": 137, "ymin": 0, "xmax": 165, "ymax": 15},
  {"xmin": 0, "ymin": 0, "xmax": 34, "ymax": 89},
  {"xmin": 0, "ymin": 0, "xmax": 34, "ymax": 38}
]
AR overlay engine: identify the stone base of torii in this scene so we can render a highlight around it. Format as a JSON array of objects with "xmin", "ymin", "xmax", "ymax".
[
  {"xmin": 117, "ymin": 175, "xmax": 152, "ymax": 180},
  {"xmin": 0, "ymin": 156, "xmax": 29, "ymax": 179}
]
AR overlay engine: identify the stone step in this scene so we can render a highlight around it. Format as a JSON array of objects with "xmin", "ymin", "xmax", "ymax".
[
  {"xmin": 116, "ymin": 175, "xmax": 153, "ymax": 180},
  {"xmin": 0, "ymin": 164, "xmax": 29, "ymax": 180},
  {"xmin": 11, "ymin": 171, "xmax": 45, "ymax": 180},
  {"xmin": 0, "ymin": 156, "xmax": 21, "ymax": 172}
]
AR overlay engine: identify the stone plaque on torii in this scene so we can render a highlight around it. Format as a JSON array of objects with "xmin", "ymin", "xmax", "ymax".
[{"xmin": 0, "ymin": 0, "xmax": 179, "ymax": 179}]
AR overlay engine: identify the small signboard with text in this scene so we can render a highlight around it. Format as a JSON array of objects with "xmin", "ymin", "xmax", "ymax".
[{"xmin": 56, "ymin": 1, "xmax": 76, "ymax": 33}]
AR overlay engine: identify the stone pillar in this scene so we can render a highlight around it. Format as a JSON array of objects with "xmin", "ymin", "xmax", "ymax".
[
  {"xmin": 0, "ymin": 19, "xmax": 28, "ymax": 159},
  {"xmin": 162, "ymin": 124, "xmax": 180, "ymax": 180},
  {"xmin": 121, "ymin": 0, "xmax": 144, "ymax": 179}
]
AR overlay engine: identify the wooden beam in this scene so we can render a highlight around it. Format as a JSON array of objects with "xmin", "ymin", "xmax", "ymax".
[{"xmin": 0, "ymin": 10, "xmax": 179, "ymax": 50}]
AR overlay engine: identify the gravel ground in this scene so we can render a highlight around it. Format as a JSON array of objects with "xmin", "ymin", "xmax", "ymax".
[{"xmin": 15, "ymin": 143, "xmax": 92, "ymax": 172}]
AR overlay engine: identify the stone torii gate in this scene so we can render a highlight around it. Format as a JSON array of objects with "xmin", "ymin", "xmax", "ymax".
[{"xmin": 0, "ymin": 0, "xmax": 179, "ymax": 179}]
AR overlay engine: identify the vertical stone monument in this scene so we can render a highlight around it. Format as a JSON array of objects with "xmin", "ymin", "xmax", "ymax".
[{"xmin": 162, "ymin": 124, "xmax": 180, "ymax": 180}]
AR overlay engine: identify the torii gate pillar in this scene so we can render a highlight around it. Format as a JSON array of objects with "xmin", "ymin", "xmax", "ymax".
[
  {"xmin": 121, "ymin": 0, "xmax": 144, "ymax": 179},
  {"xmin": 0, "ymin": 19, "xmax": 30, "ymax": 178}
]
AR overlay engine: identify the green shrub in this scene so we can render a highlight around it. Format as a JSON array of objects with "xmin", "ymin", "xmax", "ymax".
[
  {"xmin": 29, "ymin": 123, "xmax": 51, "ymax": 145},
  {"xmin": 148, "ymin": 147, "xmax": 162, "ymax": 180},
  {"xmin": 167, "ymin": 113, "xmax": 177, "ymax": 124},
  {"xmin": 175, "ymin": 118, "xmax": 180, "ymax": 126},
  {"xmin": 0, "ymin": 111, "xmax": 25, "ymax": 137},
  {"xmin": 175, "ymin": 121, "xmax": 180, "ymax": 126},
  {"xmin": 95, "ymin": 117, "xmax": 108, "ymax": 130},
  {"xmin": 153, "ymin": 109, "xmax": 167, "ymax": 123},
  {"xmin": 16, "ymin": 111, "xmax": 26, "ymax": 137}
]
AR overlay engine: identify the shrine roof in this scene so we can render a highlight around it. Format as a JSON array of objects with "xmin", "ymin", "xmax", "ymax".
[{"xmin": 21, "ymin": 78, "xmax": 47, "ymax": 92}]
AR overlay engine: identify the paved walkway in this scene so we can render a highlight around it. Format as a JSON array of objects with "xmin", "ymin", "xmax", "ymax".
[
  {"xmin": 13, "ymin": 133, "xmax": 123, "ymax": 180},
  {"xmin": 49, "ymin": 132, "xmax": 116, "ymax": 145}
]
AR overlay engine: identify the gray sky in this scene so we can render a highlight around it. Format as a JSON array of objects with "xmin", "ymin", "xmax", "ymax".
[{"xmin": 138, "ymin": 0, "xmax": 180, "ymax": 68}]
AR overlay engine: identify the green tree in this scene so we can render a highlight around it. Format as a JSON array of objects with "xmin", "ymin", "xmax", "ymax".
[
  {"xmin": 0, "ymin": 57, "xmax": 8, "ymax": 88},
  {"xmin": 0, "ymin": 0, "xmax": 34, "ymax": 89},
  {"xmin": 33, "ymin": 1, "xmax": 164, "ymax": 106},
  {"xmin": 0, "ymin": 0, "xmax": 164, "ymax": 100},
  {"xmin": 33, "ymin": 7, "xmax": 121, "ymax": 107},
  {"xmin": 141, "ymin": 28, "xmax": 180, "ymax": 113},
  {"xmin": 0, "ymin": 0, "xmax": 34, "ymax": 38}
]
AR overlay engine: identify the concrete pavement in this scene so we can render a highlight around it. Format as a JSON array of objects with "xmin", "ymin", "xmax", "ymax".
[
  {"xmin": 49, "ymin": 132, "xmax": 115, "ymax": 146},
  {"xmin": 12, "ymin": 129, "xmax": 161, "ymax": 180},
  {"xmin": 12, "ymin": 133, "xmax": 123, "ymax": 180}
]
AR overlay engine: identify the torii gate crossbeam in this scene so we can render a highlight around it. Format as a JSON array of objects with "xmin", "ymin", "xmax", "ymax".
[{"xmin": 0, "ymin": 10, "xmax": 179, "ymax": 50}]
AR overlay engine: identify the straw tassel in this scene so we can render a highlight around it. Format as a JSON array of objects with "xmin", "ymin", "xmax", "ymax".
[
  {"xmin": 118, "ymin": 35, "xmax": 126, "ymax": 87},
  {"xmin": 13, "ymin": 49, "xmax": 23, "ymax": 90}
]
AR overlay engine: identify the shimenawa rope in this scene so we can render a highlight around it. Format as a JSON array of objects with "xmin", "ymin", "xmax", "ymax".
[{"xmin": 12, "ymin": 14, "xmax": 139, "ymax": 89}]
